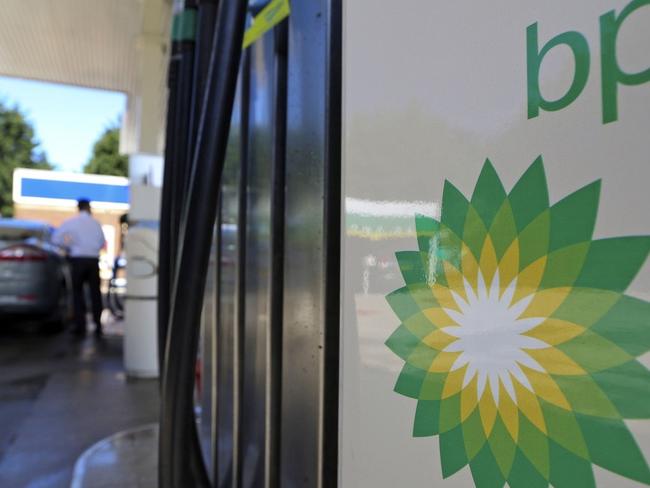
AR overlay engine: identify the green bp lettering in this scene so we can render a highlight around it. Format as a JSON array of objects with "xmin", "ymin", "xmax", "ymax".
[{"xmin": 527, "ymin": 0, "xmax": 650, "ymax": 124}]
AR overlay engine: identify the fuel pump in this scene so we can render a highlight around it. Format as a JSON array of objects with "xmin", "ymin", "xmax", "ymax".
[{"xmin": 159, "ymin": 1, "xmax": 248, "ymax": 486}]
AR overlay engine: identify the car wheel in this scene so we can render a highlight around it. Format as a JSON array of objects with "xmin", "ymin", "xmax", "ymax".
[{"xmin": 41, "ymin": 283, "xmax": 71, "ymax": 334}]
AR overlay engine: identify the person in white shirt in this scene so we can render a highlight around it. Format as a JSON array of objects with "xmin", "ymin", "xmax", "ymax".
[{"xmin": 53, "ymin": 199, "xmax": 106, "ymax": 337}]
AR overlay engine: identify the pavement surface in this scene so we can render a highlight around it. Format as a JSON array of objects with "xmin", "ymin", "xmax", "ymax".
[
  {"xmin": 71, "ymin": 424, "xmax": 158, "ymax": 488},
  {"xmin": 0, "ymin": 316, "xmax": 159, "ymax": 488}
]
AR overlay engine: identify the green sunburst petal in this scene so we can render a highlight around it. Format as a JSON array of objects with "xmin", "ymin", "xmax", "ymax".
[
  {"xmin": 508, "ymin": 156, "xmax": 549, "ymax": 232},
  {"xmin": 471, "ymin": 159, "xmax": 507, "ymax": 230},
  {"xmin": 548, "ymin": 181, "xmax": 600, "ymax": 252}
]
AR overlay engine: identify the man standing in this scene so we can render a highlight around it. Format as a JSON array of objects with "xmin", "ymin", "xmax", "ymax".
[{"xmin": 53, "ymin": 199, "xmax": 106, "ymax": 337}]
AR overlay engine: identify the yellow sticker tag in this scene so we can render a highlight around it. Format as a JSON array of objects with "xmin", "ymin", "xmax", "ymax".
[{"xmin": 243, "ymin": 0, "xmax": 290, "ymax": 48}]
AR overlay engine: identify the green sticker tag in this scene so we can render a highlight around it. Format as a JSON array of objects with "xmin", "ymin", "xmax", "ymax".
[
  {"xmin": 172, "ymin": 9, "xmax": 197, "ymax": 42},
  {"xmin": 243, "ymin": 0, "xmax": 290, "ymax": 48}
]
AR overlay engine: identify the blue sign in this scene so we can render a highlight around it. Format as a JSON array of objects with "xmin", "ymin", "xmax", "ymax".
[{"xmin": 20, "ymin": 178, "xmax": 129, "ymax": 204}]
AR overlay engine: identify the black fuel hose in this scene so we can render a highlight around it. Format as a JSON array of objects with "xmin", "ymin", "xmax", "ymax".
[
  {"xmin": 158, "ymin": 51, "xmax": 179, "ymax": 370},
  {"xmin": 185, "ymin": 0, "xmax": 219, "ymax": 195},
  {"xmin": 159, "ymin": 3, "xmax": 197, "ymax": 371},
  {"xmin": 159, "ymin": 0, "xmax": 249, "ymax": 486}
]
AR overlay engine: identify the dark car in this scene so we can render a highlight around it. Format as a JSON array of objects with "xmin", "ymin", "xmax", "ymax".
[{"xmin": 0, "ymin": 219, "xmax": 72, "ymax": 331}]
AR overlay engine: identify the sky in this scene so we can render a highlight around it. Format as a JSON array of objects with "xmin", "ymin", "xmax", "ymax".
[{"xmin": 0, "ymin": 76, "xmax": 126, "ymax": 173}]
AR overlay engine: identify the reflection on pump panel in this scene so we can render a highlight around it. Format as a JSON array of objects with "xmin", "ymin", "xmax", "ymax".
[
  {"xmin": 195, "ymin": 2, "xmax": 340, "ymax": 485},
  {"xmin": 161, "ymin": 0, "xmax": 340, "ymax": 487}
]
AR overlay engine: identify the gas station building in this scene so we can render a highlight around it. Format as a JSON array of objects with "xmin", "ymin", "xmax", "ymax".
[
  {"xmin": 0, "ymin": 0, "xmax": 174, "ymax": 378},
  {"xmin": 13, "ymin": 168, "xmax": 130, "ymax": 261}
]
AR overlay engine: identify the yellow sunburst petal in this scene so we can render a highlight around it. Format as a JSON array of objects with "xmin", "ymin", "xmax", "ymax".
[
  {"xmin": 461, "ymin": 243, "xmax": 479, "ymax": 291},
  {"xmin": 423, "ymin": 308, "xmax": 458, "ymax": 328},
  {"xmin": 520, "ymin": 287, "xmax": 571, "ymax": 319},
  {"xmin": 525, "ymin": 318, "xmax": 586, "ymax": 346},
  {"xmin": 498, "ymin": 381, "xmax": 519, "ymax": 441},
  {"xmin": 428, "ymin": 351, "xmax": 460, "ymax": 373},
  {"xmin": 423, "ymin": 328, "xmax": 458, "ymax": 350},
  {"xmin": 442, "ymin": 366, "xmax": 467, "ymax": 399},
  {"xmin": 523, "ymin": 366, "xmax": 571, "ymax": 410},
  {"xmin": 431, "ymin": 283, "xmax": 461, "ymax": 311},
  {"xmin": 512, "ymin": 256, "xmax": 547, "ymax": 304},
  {"xmin": 514, "ymin": 379, "xmax": 547, "ymax": 434},
  {"xmin": 527, "ymin": 347, "xmax": 586, "ymax": 376},
  {"xmin": 478, "ymin": 389, "xmax": 498, "ymax": 436},
  {"xmin": 443, "ymin": 261, "xmax": 466, "ymax": 302},
  {"xmin": 479, "ymin": 237, "xmax": 498, "ymax": 287},
  {"xmin": 461, "ymin": 375, "xmax": 479, "ymax": 421},
  {"xmin": 498, "ymin": 239, "xmax": 519, "ymax": 297}
]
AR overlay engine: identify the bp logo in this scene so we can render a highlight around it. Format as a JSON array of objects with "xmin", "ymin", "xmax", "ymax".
[{"xmin": 385, "ymin": 157, "xmax": 650, "ymax": 487}]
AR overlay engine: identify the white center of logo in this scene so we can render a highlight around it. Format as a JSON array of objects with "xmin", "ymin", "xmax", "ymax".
[{"xmin": 442, "ymin": 270, "xmax": 550, "ymax": 405}]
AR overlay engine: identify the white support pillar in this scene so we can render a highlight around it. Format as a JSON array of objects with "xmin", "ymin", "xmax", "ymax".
[{"xmin": 122, "ymin": 0, "xmax": 172, "ymax": 378}]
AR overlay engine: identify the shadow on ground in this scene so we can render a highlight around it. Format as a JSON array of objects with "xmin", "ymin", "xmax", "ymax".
[{"xmin": 0, "ymin": 319, "xmax": 159, "ymax": 488}]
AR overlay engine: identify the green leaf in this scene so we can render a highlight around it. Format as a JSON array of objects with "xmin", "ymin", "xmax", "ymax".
[
  {"xmin": 519, "ymin": 210, "xmax": 550, "ymax": 270},
  {"xmin": 440, "ymin": 424, "xmax": 468, "ymax": 478},
  {"xmin": 407, "ymin": 284, "xmax": 440, "ymax": 314},
  {"xmin": 548, "ymin": 440, "xmax": 596, "ymax": 488},
  {"xmin": 518, "ymin": 415, "xmax": 550, "ymax": 479},
  {"xmin": 489, "ymin": 201, "xmax": 518, "ymax": 261},
  {"xmin": 549, "ymin": 181, "xmax": 600, "ymax": 252},
  {"xmin": 413, "ymin": 400, "xmax": 441, "ymax": 437},
  {"xmin": 406, "ymin": 342, "xmax": 438, "ymax": 371},
  {"xmin": 591, "ymin": 295, "xmax": 650, "ymax": 356},
  {"xmin": 575, "ymin": 237, "xmax": 650, "ymax": 292},
  {"xmin": 419, "ymin": 372, "xmax": 447, "ymax": 400},
  {"xmin": 0, "ymin": 102, "xmax": 54, "ymax": 216},
  {"xmin": 507, "ymin": 449, "xmax": 550, "ymax": 488},
  {"xmin": 539, "ymin": 242, "xmax": 590, "ymax": 289},
  {"xmin": 577, "ymin": 415, "xmax": 650, "ymax": 484},
  {"xmin": 463, "ymin": 408, "xmax": 488, "ymax": 460},
  {"xmin": 440, "ymin": 393, "xmax": 462, "ymax": 433},
  {"xmin": 84, "ymin": 126, "xmax": 128, "ymax": 177},
  {"xmin": 402, "ymin": 313, "xmax": 436, "ymax": 339},
  {"xmin": 463, "ymin": 205, "xmax": 489, "ymax": 264},
  {"xmin": 396, "ymin": 251, "xmax": 427, "ymax": 285},
  {"xmin": 433, "ymin": 224, "xmax": 464, "ymax": 285},
  {"xmin": 442, "ymin": 180, "xmax": 470, "ymax": 240},
  {"xmin": 553, "ymin": 375, "xmax": 620, "ymax": 418},
  {"xmin": 508, "ymin": 156, "xmax": 549, "ymax": 232},
  {"xmin": 551, "ymin": 287, "xmax": 620, "ymax": 327},
  {"xmin": 471, "ymin": 159, "xmax": 507, "ymax": 229},
  {"xmin": 385, "ymin": 325, "xmax": 420, "ymax": 360},
  {"xmin": 557, "ymin": 330, "xmax": 632, "ymax": 373},
  {"xmin": 539, "ymin": 400, "xmax": 588, "ymax": 459},
  {"xmin": 592, "ymin": 361, "xmax": 650, "ymax": 418},
  {"xmin": 394, "ymin": 364, "xmax": 427, "ymax": 398},
  {"xmin": 487, "ymin": 417, "xmax": 517, "ymax": 477},
  {"xmin": 469, "ymin": 442, "xmax": 507, "ymax": 488},
  {"xmin": 416, "ymin": 214, "xmax": 440, "ymax": 254},
  {"xmin": 386, "ymin": 287, "xmax": 421, "ymax": 321}
]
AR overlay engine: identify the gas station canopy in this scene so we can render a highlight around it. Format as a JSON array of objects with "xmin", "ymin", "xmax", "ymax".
[{"xmin": 0, "ymin": 0, "xmax": 172, "ymax": 154}]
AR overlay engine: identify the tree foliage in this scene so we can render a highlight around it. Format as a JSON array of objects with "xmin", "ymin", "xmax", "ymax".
[
  {"xmin": 83, "ymin": 126, "xmax": 128, "ymax": 177},
  {"xmin": 0, "ymin": 101, "xmax": 52, "ymax": 217}
]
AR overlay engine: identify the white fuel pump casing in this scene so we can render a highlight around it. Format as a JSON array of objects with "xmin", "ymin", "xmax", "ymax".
[
  {"xmin": 124, "ymin": 153, "xmax": 162, "ymax": 378},
  {"xmin": 124, "ymin": 223, "xmax": 159, "ymax": 378}
]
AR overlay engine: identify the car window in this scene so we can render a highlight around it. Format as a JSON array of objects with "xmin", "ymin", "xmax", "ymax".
[{"xmin": 0, "ymin": 228, "xmax": 46, "ymax": 247}]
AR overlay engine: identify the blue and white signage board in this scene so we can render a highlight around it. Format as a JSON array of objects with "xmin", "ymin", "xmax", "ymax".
[{"xmin": 13, "ymin": 168, "xmax": 130, "ymax": 211}]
